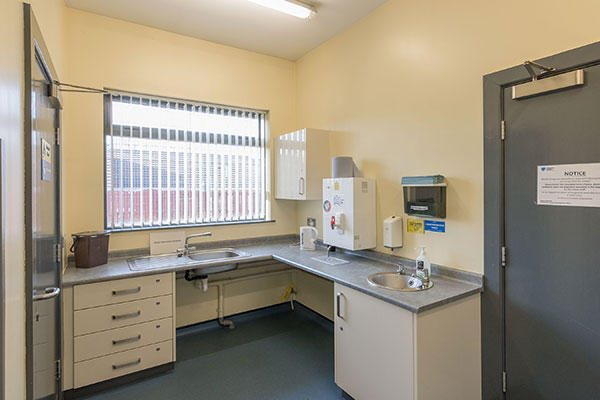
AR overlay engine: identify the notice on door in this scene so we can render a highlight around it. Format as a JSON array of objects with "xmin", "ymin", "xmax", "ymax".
[
  {"xmin": 537, "ymin": 163, "xmax": 600, "ymax": 207},
  {"xmin": 41, "ymin": 138, "xmax": 51, "ymax": 182}
]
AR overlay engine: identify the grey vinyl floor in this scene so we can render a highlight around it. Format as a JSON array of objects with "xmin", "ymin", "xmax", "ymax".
[{"xmin": 79, "ymin": 304, "xmax": 342, "ymax": 400}]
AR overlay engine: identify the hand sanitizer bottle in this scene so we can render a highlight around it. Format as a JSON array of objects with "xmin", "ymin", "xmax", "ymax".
[{"xmin": 415, "ymin": 246, "xmax": 431, "ymax": 281}]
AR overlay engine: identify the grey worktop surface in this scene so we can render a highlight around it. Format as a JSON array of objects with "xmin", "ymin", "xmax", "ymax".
[{"xmin": 63, "ymin": 238, "xmax": 482, "ymax": 313}]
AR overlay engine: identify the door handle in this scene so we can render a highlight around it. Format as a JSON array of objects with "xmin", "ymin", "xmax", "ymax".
[
  {"xmin": 336, "ymin": 292, "xmax": 344, "ymax": 319},
  {"xmin": 299, "ymin": 177, "xmax": 305, "ymax": 195},
  {"xmin": 32, "ymin": 287, "xmax": 61, "ymax": 302},
  {"xmin": 112, "ymin": 334, "xmax": 142, "ymax": 346},
  {"xmin": 112, "ymin": 310, "xmax": 141, "ymax": 320},
  {"xmin": 112, "ymin": 287, "xmax": 141, "ymax": 296},
  {"xmin": 112, "ymin": 358, "xmax": 141, "ymax": 370}
]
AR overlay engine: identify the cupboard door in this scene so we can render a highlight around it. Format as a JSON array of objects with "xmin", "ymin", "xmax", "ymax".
[
  {"xmin": 295, "ymin": 129, "xmax": 307, "ymax": 199},
  {"xmin": 275, "ymin": 128, "xmax": 329, "ymax": 200},
  {"xmin": 275, "ymin": 130, "xmax": 306, "ymax": 200},
  {"xmin": 274, "ymin": 133, "xmax": 287, "ymax": 199},
  {"xmin": 334, "ymin": 283, "xmax": 414, "ymax": 400}
]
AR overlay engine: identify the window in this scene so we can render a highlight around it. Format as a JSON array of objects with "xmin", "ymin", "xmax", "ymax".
[{"xmin": 104, "ymin": 92, "xmax": 268, "ymax": 230}]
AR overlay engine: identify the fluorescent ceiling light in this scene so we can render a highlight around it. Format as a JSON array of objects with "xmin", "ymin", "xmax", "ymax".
[{"xmin": 247, "ymin": 0, "xmax": 316, "ymax": 19}]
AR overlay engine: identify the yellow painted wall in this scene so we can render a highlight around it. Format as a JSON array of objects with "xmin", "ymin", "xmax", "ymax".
[
  {"xmin": 61, "ymin": 8, "xmax": 298, "ymax": 253},
  {"xmin": 295, "ymin": 0, "xmax": 600, "ymax": 274},
  {"xmin": 0, "ymin": 1, "xmax": 66, "ymax": 398}
]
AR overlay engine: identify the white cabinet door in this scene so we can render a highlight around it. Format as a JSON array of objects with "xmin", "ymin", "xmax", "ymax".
[
  {"xmin": 275, "ymin": 129, "xmax": 328, "ymax": 200},
  {"xmin": 334, "ymin": 283, "xmax": 414, "ymax": 400},
  {"xmin": 275, "ymin": 130, "xmax": 306, "ymax": 199}
]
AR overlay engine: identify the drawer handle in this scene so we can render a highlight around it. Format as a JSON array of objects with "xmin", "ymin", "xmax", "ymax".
[
  {"xmin": 112, "ymin": 358, "xmax": 141, "ymax": 370},
  {"xmin": 112, "ymin": 310, "xmax": 141, "ymax": 320},
  {"xmin": 112, "ymin": 287, "xmax": 141, "ymax": 296},
  {"xmin": 112, "ymin": 334, "xmax": 142, "ymax": 346}
]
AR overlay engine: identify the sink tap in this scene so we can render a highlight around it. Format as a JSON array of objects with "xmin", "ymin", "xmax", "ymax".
[
  {"xmin": 397, "ymin": 264, "xmax": 405, "ymax": 275},
  {"xmin": 326, "ymin": 245, "xmax": 333, "ymax": 258},
  {"xmin": 178, "ymin": 232, "xmax": 212, "ymax": 257}
]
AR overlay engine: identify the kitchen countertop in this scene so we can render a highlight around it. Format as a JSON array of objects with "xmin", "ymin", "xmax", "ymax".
[{"xmin": 63, "ymin": 238, "xmax": 483, "ymax": 313}]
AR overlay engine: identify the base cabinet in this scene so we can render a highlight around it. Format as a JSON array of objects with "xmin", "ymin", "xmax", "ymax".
[
  {"xmin": 62, "ymin": 273, "xmax": 176, "ymax": 391},
  {"xmin": 335, "ymin": 283, "xmax": 414, "ymax": 400},
  {"xmin": 334, "ymin": 283, "xmax": 481, "ymax": 400}
]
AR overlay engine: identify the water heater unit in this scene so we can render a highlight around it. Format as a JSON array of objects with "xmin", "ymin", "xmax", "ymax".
[{"xmin": 322, "ymin": 178, "xmax": 376, "ymax": 251}]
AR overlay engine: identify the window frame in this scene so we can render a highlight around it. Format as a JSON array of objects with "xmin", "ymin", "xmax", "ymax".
[{"xmin": 103, "ymin": 89, "xmax": 272, "ymax": 232}]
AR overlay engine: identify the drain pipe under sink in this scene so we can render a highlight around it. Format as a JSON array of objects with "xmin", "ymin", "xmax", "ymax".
[
  {"xmin": 195, "ymin": 277, "xmax": 209, "ymax": 292},
  {"xmin": 184, "ymin": 270, "xmax": 234, "ymax": 328},
  {"xmin": 184, "ymin": 270, "xmax": 208, "ymax": 292},
  {"xmin": 183, "ymin": 268, "xmax": 295, "ymax": 330},
  {"xmin": 215, "ymin": 284, "xmax": 234, "ymax": 329}
]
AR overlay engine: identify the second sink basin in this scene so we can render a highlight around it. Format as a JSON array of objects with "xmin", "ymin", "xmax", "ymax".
[
  {"xmin": 187, "ymin": 249, "xmax": 245, "ymax": 262},
  {"xmin": 128, "ymin": 248, "xmax": 251, "ymax": 272},
  {"xmin": 368, "ymin": 272, "xmax": 433, "ymax": 291},
  {"xmin": 187, "ymin": 248, "xmax": 249, "ymax": 275}
]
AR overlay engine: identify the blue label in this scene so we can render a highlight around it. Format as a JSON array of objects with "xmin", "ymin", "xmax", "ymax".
[
  {"xmin": 41, "ymin": 159, "xmax": 51, "ymax": 182},
  {"xmin": 424, "ymin": 220, "xmax": 445, "ymax": 233}
]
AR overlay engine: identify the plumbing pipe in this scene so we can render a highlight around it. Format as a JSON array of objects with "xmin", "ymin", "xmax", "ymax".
[
  {"xmin": 216, "ymin": 284, "xmax": 234, "ymax": 329},
  {"xmin": 180, "ymin": 268, "xmax": 295, "ymax": 329},
  {"xmin": 210, "ymin": 269, "xmax": 295, "ymax": 329},
  {"xmin": 194, "ymin": 277, "xmax": 208, "ymax": 292}
]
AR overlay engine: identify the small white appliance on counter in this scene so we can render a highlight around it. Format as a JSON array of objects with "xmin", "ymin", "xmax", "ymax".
[
  {"xmin": 300, "ymin": 226, "xmax": 318, "ymax": 250},
  {"xmin": 383, "ymin": 215, "xmax": 403, "ymax": 249},
  {"xmin": 322, "ymin": 177, "xmax": 376, "ymax": 251}
]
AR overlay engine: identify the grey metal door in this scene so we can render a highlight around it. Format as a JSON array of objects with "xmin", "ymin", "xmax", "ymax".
[
  {"xmin": 503, "ymin": 65, "xmax": 600, "ymax": 399},
  {"xmin": 25, "ymin": 5, "xmax": 62, "ymax": 399}
]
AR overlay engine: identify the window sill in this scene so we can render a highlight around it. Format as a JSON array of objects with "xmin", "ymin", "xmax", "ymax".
[{"xmin": 106, "ymin": 219, "xmax": 276, "ymax": 233}]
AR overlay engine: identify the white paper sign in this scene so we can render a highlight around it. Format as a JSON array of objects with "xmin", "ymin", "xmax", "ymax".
[
  {"xmin": 150, "ymin": 230, "xmax": 185, "ymax": 255},
  {"xmin": 537, "ymin": 163, "xmax": 600, "ymax": 207}
]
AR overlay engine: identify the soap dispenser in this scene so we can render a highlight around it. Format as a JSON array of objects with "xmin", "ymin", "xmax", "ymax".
[{"xmin": 415, "ymin": 246, "xmax": 431, "ymax": 281}]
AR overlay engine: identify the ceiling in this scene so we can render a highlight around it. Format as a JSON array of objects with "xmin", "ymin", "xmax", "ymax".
[{"xmin": 64, "ymin": 0, "xmax": 389, "ymax": 60}]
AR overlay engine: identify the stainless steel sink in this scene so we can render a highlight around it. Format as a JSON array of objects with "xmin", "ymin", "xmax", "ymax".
[
  {"xmin": 367, "ymin": 272, "xmax": 433, "ymax": 291},
  {"xmin": 187, "ymin": 249, "xmax": 244, "ymax": 262},
  {"xmin": 191, "ymin": 263, "xmax": 238, "ymax": 275},
  {"xmin": 186, "ymin": 248, "xmax": 248, "ymax": 275},
  {"xmin": 128, "ymin": 248, "xmax": 251, "ymax": 272}
]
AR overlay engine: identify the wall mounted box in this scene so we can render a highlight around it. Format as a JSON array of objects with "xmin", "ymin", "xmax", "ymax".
[
  {"xmin": 383, "ymin": 216, "xmax": 403, "ymax": 249},
  {"xmin": 402, "ymin": 183, "xmax": 447, "ymax": 219},
  {"xmin": 323, "ymin": 178, "xmax": 376, "ymax": 251}
]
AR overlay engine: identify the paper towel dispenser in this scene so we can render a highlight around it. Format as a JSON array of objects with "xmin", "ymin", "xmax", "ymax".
[{"xmin": 402, "ymin": 183, "xmax": 447, "ymax": 219}]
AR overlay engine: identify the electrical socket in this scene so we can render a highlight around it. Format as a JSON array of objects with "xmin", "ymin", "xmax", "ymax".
[{"xmin": 307, "ymin": 217, "xmax": 316, "ymax": 227}]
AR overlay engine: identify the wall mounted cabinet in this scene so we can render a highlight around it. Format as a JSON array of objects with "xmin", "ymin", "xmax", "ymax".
[{"xmin": 275, "ymin": 128, "xmax": 330, "ymax": 200}]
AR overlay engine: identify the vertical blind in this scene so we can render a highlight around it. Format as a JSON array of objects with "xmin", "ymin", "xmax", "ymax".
[{"xmin": 104, "ymin": 93, "xmax": 267, "ymax": 230}]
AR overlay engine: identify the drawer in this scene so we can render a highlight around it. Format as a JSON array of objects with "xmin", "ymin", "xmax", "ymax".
[
  {"xmin": 74, "ymin": 317, "xmax": 173, "ymax": 362},
  {"xmin": 74, "ymin": 340, "xmax": 173, "ymax": 388},
  {"xmin": 74, "ymin": 295, "xmax": 172, "ymax": 336},
  {"xmin": 74, "ymin": 273, "xmax": 172, "ymax": 310}
]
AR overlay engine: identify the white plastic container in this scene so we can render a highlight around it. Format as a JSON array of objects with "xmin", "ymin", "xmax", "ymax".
[{"xmin": 383, "ymin": 216, "xmax": 403, "ymax": 249}]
